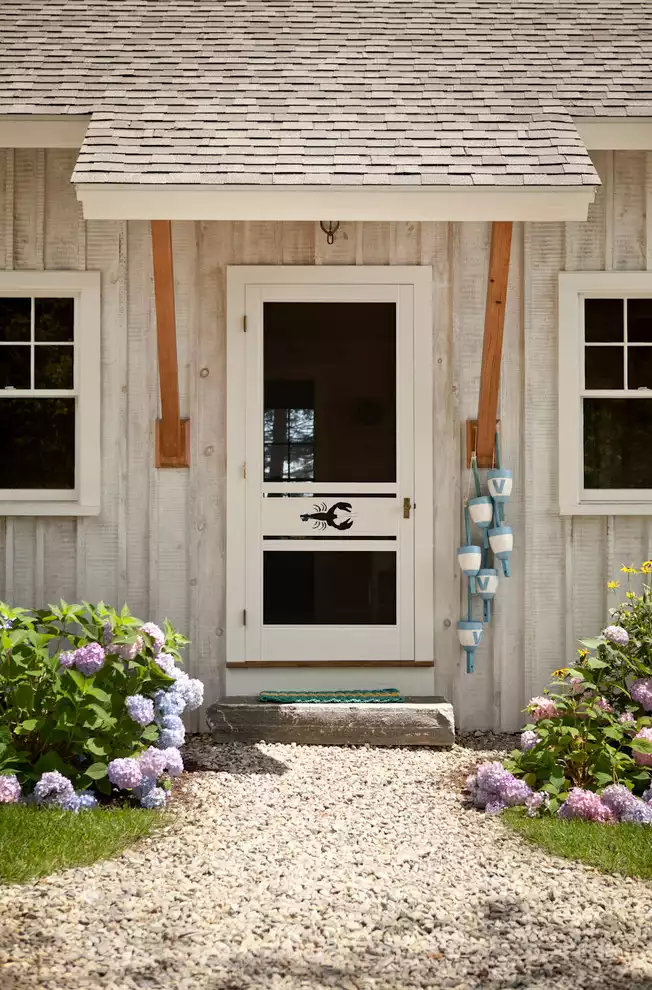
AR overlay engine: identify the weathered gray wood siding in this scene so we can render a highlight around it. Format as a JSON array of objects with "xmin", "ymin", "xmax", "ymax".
[{"xmin": 0, "ymin": 148, "xmax": 648, "ymax": 730}]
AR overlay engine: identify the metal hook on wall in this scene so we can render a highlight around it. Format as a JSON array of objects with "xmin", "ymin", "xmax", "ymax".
[{"xmin": 319, "ymin": 221, "xmax": 340, "ymax": 245}]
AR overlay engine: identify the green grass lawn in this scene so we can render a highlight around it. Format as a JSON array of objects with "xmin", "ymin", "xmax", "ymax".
[
  {"xmin": 504, "ymin": 808, "xmax": 652, "ymax": 879},
  {"xmin": 0, "ymin": 804, "xmax": 167, "ymax": 884}
]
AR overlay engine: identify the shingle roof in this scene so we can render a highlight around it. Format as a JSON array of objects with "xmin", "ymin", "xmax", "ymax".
[{"xmin": 1, "ymin": 1, "xmax": 651, "ymax": 187}]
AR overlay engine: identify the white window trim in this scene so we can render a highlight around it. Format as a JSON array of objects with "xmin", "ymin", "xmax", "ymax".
[
  {"xmin": 0, "ymin": 271, "xmax": 101, "ymax": 516},
  {"xmin": 559, "ymin": 271, "xmax": 652, "ymax": 515}
]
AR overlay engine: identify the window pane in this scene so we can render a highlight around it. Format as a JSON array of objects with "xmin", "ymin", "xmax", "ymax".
[
  {"xmin": 585, "ymin": 346, "xmax": 623, "ymax": 389},
  {"xmin": 0, "ymin": 345, "xmax": 30, "ymax": 389},
  {"xmin": 628, "ymin": 347, "xmax": 652, "ymax": 390},
  {"xmin": 264, "ymin": 550, "xmax": 396, "ymax": 624},
  {"xmin": 0, "ymin": 398, "xmax": 75, "ymax": 489},
  {"xmin": 264, "ymin": 303, "xmax": 396, "ymax": 483},
  {"xmin": 35, "ymin": 298, "xmax": 74, "ymax": 342},
  {"xmin": 34, "ymin": 346, "xmax": 74, "ymax": 389},
  {"xmin": 627, "ymin": 299, "xmax": 652, "ymax": 343},
  {"xmin": 288, "ymin": 444, "xmax": 314, "ymax": 480},
  {"xmin": 264, "ymin": 444, "xmax": 289, "ymax": 481},
  {"xmin": 0, "ymin": 299, "xmax": 30, "ymax": 342},
  {"xmin": 585, "ymin": 298, "xmax": 624, "ymax": 343},
  {"xmin": 584, "ymin": 398, "xmax": 652, "ymax": 489}
]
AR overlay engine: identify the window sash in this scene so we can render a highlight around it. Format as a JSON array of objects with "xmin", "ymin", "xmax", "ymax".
[
  {"xmin": 0, "ymin": 273, "xmax": 100, "ymax": 515},
  {"xmin": 559, "ymin": 272, "xmax": 652, "ymax": 514}
]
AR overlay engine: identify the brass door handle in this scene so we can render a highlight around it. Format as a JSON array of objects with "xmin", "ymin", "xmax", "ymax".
[{"xmin": 403, "ymin": 497, "xmax": 412, "ymax": 519}]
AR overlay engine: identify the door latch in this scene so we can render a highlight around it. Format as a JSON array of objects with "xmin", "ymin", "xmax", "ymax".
[{"xmin": 403, "ymin": 497, "xmax": 413, "ymax": 519}]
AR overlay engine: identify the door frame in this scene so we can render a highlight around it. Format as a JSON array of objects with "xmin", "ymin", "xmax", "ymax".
[{"xmin": 226, "ymin": 265, "xmax": 434, "ymax": 665}]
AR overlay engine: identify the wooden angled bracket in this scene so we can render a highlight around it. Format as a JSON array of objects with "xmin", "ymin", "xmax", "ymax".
[
  {"xmin": 472, "ymin": 221, "xmax": 512, "ymax": 468},
  {"xmin": 151, "ymin": 220, "xmax": 190, "ymax": 468},
  {"xmin": 465, "ymin": 419, "xmax": 500, "ymax": 468}
]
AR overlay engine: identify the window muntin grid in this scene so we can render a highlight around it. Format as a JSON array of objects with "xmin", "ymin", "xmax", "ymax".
[{"xmin": 0, "ymin": 296, "xmax": 75, "ymax": 394}]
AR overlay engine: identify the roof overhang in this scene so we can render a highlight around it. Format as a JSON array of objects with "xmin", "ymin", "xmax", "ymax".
[
  {"xmin": 75, "ymin": 183, "xmax": 596, "ymax": 222},
  {"xmin": 0, "ymin": 115, "xmax": 90, "ymax": 148},
  {"xmin": 575, "ymin": 118, "xmax": 652, "ymax": 150}
]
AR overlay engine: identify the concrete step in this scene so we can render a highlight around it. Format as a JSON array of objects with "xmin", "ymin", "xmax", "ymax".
[{"xmin": 206, "ymin": 696, "xmax": 454, "ymax": 747}]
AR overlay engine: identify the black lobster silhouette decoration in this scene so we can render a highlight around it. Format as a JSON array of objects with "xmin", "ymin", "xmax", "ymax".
[{"xmin": 300, "ymin": 501, "xmax": 353, "ymax": 531}]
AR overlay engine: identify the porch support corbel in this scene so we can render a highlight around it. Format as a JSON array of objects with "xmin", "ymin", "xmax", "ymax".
[
  {"xmin": 468, "ymin": 221, "xmax": 513, "ymax": 468},
  {"xmin": 151, "ymin": 219, "xmax": 190, "ymax": 468}
]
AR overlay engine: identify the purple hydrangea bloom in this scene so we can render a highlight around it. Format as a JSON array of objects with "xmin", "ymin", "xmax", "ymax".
[
  {"xmin": 138, "ymin": 746, "xmax": 168, "ymax": 779},
  {"xmin": 140, "ymin": 786, "xmax": 167, "ymax": 810},
  {"xmin": 102, "ymin": 621, "xmax": 113, "ymax": 647},
  {"xmin": 34, "ymin": 771, "xmax": 75, "ymax": 808},
  {"xmin": 501, "ymin": 777, "xmax": 532, "ymax": 807},
  {"xmin": 631, "ymin": 678, "xmax": 652, "ymax": 712},
  {"xmin": 520, "ymin": 730, "xmax": 539, "ymax": 752},
  {"xmin": 621, "ymin": 802, "xmax": 652, "ymax": 824},
  {"xmin": 74, "ymin": 642, "xmax": 105, "ymax": 677},
  {"xmin": 60, "ymin": 793, "xmax": 81, "ymax": 812},
  {"xmin": 558, "ymin": 788, "xmax": 614, "ymax": 822},
  {"xmin": 77, "ymin": 790, "xmax": 99, "ymax": 811},
  {"xmin": 603, "ymin": 625, "xmax": 629, "ymax": 646},
  {"xmin": 0, "ymin": 774, "xmax": 21, "ymax": 804},
  {"xmin": 107, "ymin": 757, "xmax": 143, "ymax": 790},
  {"xmin": 643, "ymin": 788, "xmax": 652, "ymax": 803},
  {"xmin": 162, "ymin": 747, "xmax": 184, "ymax": 777},
  {"xmin": 58, "ymin": 650, "xmax": 76, "ymax": 669},
  {"xmin": 485, "ymin": 799, "xmax": 507, "ymax": 815},
  {"xmin": 473, "ymin": 787, "xmax": 492, "ymax": 809},
  {"xmin": 112, "ymin": 636, "xmax": 144, "ymax": 661},
  {"xmin": 141, "ymin": 622, "xmax": 165, "ymax": 652},
  {"xmin": 619, "ymin": 711, "xmax": 636, "ymax": 724},
  {"xmin": 0, "ymin": 616, "xmax": 13, "ymax": 630},
  {"xmin": 476, "ymin": 761, "xmax": 513, "ymax": 793},
  {"xmin": 633, "ymin": 726, "xmax": 652, "ymax": 767},
  {"xmin": 601, "ymin": 783, "xmax": 637, "ymax": 818},
  {"xmin": 126, "ymin": 694, "xmax": 155, "ymax": 727}
]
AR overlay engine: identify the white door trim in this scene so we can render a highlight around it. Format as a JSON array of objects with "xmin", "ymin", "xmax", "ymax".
[{"xmin": 226, "ymin": 265, "xmax": 434, "ymax": 666}]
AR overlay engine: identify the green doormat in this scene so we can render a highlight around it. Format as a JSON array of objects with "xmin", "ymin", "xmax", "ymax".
[{"xmin": 258, "ymin": 689, "xmax": 404, "ymax": 704}]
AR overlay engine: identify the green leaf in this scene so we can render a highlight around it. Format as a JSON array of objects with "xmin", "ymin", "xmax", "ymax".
[
  {"xmin": 142, "ymin": 724, "xmax": 159, "ymax": 741},
  {"xmin": 86, "ymin": 685, "xmax": 111, "ymax": 704},
  {"xmin": 85, "ymin": 738, "xmax": 108, "ymax": 758},
  {"xmin": 631, "ymin": 737, "xmax": 652, "ymax": 755},
  {"xmin": 603, "ymin": 727, "xmax": 624, "ymax": 741},
  {"xmin": 16, "ymin": 718, "xmax": 40, "ymax": 733},
  {"xmin": 65, "ymin": 668, "xmax": 89, "ymax": 693},
  {"xmin": 586, "ymin": 657, "xmax": 609, "ymax": 670},
  {"xmin": 84, "ymin": 762, "xmax": 108, "ymax": 780},
  {"xmin": 579, "ymin": 638, "xmax": 603, "ymax": 650},
  {"xmin": 594, "ymin": 772, "xmax": 614, "ymax": 786}
]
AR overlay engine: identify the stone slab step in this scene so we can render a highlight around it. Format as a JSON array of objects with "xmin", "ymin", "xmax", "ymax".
[{"xmin": 206, "ymin": 696, "xmax": 454, "ymax": 747}]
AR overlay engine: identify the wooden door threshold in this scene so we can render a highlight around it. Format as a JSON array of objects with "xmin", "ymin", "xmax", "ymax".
[{"xmin": 227, "ymin": 661, "xmax": 434, "ymax": 669}]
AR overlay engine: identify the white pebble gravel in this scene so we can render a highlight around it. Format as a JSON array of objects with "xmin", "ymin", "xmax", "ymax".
[{"xmin": 1, "ymin": 736, "xmax": 651, "ymax": 990}]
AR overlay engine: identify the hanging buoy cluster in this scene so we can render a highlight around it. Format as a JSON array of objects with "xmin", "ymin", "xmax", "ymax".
[{"xmin": 456, "ymin": 433, "xmax": 513, "ymax": 673}]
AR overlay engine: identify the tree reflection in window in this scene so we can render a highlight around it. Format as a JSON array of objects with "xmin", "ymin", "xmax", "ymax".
[{"xmin": 264, "ymin": 381, "xmax": 315, "ymax": 481}]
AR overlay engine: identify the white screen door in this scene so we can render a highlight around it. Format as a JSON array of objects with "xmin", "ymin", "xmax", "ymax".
[{"xmin": 227, "ymin": 268, "xmax": 433, "ymax": 666}]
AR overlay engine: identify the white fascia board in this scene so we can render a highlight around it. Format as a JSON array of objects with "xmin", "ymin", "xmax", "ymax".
[
  {"xmin": 575, "ymin": 118, "xmax": 652, "ymax": 150},
  {"xmin": 76, "ymin": 183, "xmax": 596, "ymax": 222},
  {"xmin": 0, "ymin": 115, "xmax": 90, "ymax": 148}
]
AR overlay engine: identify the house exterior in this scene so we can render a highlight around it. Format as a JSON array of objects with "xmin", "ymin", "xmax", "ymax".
[{"xmin": 2, "ymin": 2, "xmax": 652, "ymax": 732}]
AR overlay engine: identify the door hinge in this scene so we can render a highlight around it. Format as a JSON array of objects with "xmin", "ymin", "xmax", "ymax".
[
  {"xmin": 242, "ymin": 608, "xmax": 247, "ymax": 626},
  {"xmin": 243, "ymin": 314, "xmax": 247, "ymax": 332},
  {"xmin": 243, "ymin": 461, "xmax": 247, "ymax": 480},
  {"xmin": 403, "ymin": 497, "xmax": 414, "ymax": 519}
]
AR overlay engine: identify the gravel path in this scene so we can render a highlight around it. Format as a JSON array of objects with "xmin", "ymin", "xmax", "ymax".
[{"xmin": 1, "ymin": 736, "xmax": 651, "ymax": 990}]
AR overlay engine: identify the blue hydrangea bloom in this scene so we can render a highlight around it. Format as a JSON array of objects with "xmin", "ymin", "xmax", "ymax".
[
  {"xmin": 77, "ymin": 790, "xmax": 99, "ymax": 811},
  {"xmin": 107, "ymin": 757, "xmax": 143, "ymax": 790},
  {"xmin": 162, "ymin": 747, "xmax": 184, "ymax": 777},
  {"xmin": 133, "ymin": 775, "xmax": 157, "ymax": 800},
  {"xmin": 140, "ymin": 786, "xmax": 167, "ymax": 809},
  {"xmin": 157, "ymin": 725, "xmax": 185, "ymax": 749},
  {"xmin": 34, "ymin": 771, "xmax": 75, "ymax": 807},
  {"xmin": 60, "ymin": 793, "xmax": 82, "ymax": 813},
  {"xmin": 154, "ymin": 687, "xmax": 186, "ymax": 718}
]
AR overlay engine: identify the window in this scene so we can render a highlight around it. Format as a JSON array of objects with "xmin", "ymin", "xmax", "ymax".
[
  {"xmin": 559, "ymin": 272, "xmax": 652, "ymax": 514},
  {"xmin": 263, "ymin": 381, "xmax": 315, "ymax": 481},
  {"xmin": 0, "ymin": 272, "xmax": 101, "ymax": 515}
]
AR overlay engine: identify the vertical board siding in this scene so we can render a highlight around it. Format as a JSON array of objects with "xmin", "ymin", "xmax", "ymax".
[{"xmin": 1, "ymin": 149, "xmax": 649, "ymax": 728}]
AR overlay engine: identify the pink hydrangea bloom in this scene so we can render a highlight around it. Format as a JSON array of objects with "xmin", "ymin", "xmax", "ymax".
[
  {"xmin": 74, "ymin": 642, "xmax": 105, "ymax": 676},
  {"xmin": 619, "ymin": 711, "xmax": 636, "ymax": 724},
  {"xmin": 529, "ymin": 696, "xmax": 560, "ymax": 721},
  {"xmin": 107, "ymin": 757, "xmax": 143, "ymax": 790},
  {"xmin": 0, "ymin": 774, "xmax": 21, "ymax": 804},
  {"xmin": 112, "ymin": 636, "xmax": 143, "ymax": 661},
  {"xmin": 597, "ymin": 697, "xmax": 614, "ymax": 713},
  {"xmin": 138, "ymin": 746, "xmax": 168, "ymax": 779},
  {"xmin": 141, "ymin": 622, "xmax": 165, "ymax": 652},
  {"xmin": 603, "ymin": 625, "xmax": 629, "ymax": 646},
  {"xmin": 569, "ymin": 677, "xmax": 586, "ymax": 695},
  {"xmin": 633, "ymin": 727, "xmax": 652, "ymax": 767},
  {"xmin": 558, "ymin": 788, "xmax": 614, "ymax": 823},
  {"xmin": 631, "ymin": 678, "xmax": 652, "ymax": 712}
]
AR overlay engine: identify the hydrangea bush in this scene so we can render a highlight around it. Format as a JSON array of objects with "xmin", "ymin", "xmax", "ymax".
[
  {"xmin": 0, "ymin": 601, "xmax": 203, "ymax": 811},
  {"xmin": 466, "ymin": 565, "xmax": 652, "ymax": 823}
]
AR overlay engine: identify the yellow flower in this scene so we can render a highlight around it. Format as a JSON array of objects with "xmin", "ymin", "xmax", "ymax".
[
  {"xmin": 620, "ymin": 565, "xmax": 639, "ymax": 574},
  {"xmin": 626, "ymin": 591, "xmax": 636, "ymax": 599},
  {"xmin": 577, "ymin": 649, "xmax": 589, "ymax": 659},
  {"xmin": 552, "ymin": 667, "xmax": 571, "ymax": 678},
  {"xmin": 642, "ymin": 561, "xmax": 652, "ymax": 574},
  {"xmin": 607, "ymin": 580, "xmax": 621, "ymax": 590}
]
